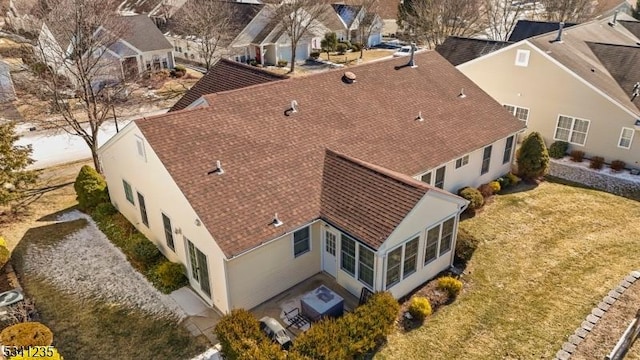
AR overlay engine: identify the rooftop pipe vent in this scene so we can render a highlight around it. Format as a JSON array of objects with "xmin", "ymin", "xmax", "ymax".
[
  {"xmin": 609, "ymin": 10, "xmax": 619, "ymax": 26},
  {"xmin": 415, "ymin": 111, "xmax": 423, "ymax": 121},
  {"xmin": 207, "ymin": 160, "xmax": 224, "ymax": 175},
  {"xmin": 632, "ymin": 82, "xmax": 640, "ymax": 101},
  {"xmin": 342, "ymin": 71, "xmax": 356, "ymax": 84},
  {"xmin": 271, "ymin": 213, "xmax": 283, "ymax": 227},
  {"xmin": 284, "ymin": 100, "xmax": 298, "ymax": 116},
  {"xmin": 458, "ymin": 89, "xmax": 467, "ymax": 99},
  {"xmin": 408, "ymin": 43, "xmax": 417, "ymax": 68},
  {"xmin": 552, "ymin": 22, "xmax": 565, "ymax": 43}
]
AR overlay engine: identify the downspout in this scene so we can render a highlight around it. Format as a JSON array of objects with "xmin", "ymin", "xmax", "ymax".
[{"xmin": 449, "ymin": 201, "xmax": 469, "ymax": 268}]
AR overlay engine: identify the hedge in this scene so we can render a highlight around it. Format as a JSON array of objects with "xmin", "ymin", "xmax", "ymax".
[{"xmin": 214, "ymin": 309, "xmax": 269, "ymax": 360}]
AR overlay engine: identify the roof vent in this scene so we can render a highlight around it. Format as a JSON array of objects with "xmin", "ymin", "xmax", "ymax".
[
  {"xmin": 408, "ymin": 43, "xmax": 417, "ymax": 68},
  {"xmin": 284, "ymin": 100, "xmax": 298, "ymax": 116},
  {"xmin": 609, "ymin": 10, "xmax": 619, "ymax": 26},
  {"xmin": 458, "ymin": 88, "xmax": 467, "ymax": 98},
  {"xmin": 207, "ymin": 160, "xmax": 224, "ymax": 175},
  {"xmin": 632, "ymin": 82, "xmax": 640, "ymax": 100},
  {"xmin": 271, "ymin": 213, "xmax": 283, "ymax": 227},
  {"xmin": 342, "ymin": 71, "xmax": 356, "ymax": 84},
  {"xmin": 415, "ymin": 111, "xmax": 423, "ymax": 121},
  {"xmin": 552, "ymin": 22, "xmax": 565, "ymax": 43}
]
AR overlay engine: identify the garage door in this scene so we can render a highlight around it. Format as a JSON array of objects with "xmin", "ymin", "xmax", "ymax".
[{"xmin": 368, "ymin": 33, "xmax": 382, "ymax": 47}]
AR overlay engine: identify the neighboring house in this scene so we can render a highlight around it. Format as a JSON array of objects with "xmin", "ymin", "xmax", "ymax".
[
  {"xmin": 98, "ymin": 51, "xmax": 525, "ymax": 313},
  {"xmin": 0, "ymin": 60, "xmax": 16, "ymax": 103},
  {"xmin": 436, "ymin": 37, "xmax": 511, "ymax": 66},
  {"xmin": 169, "ymin": 58, "xmax": 285, "ymax": 111},
  {"xmin": 37, "ymin": 15, "xmax": 174, "ymax": 83},
  {"xmin": 5, "ymin": 0, "xmax": 40, "ymax": 34},
  {"xmin": 331, "ymin": 3, "xmax": 384, "ymax": 47},
  {"xmin": 449, "ymin": 14, "xmax": 640, "ymax": 169}
]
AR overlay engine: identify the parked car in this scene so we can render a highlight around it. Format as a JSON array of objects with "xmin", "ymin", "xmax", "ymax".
[
  {"xmin": 259, "ymin": 316, "xmax": 293, "ymax": 350},
  {"xmin": 393, "ymin": 45, "xmax": 414, "ymax": 57}
]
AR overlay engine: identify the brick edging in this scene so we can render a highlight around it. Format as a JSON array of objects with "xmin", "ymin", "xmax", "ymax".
[{"xmin": 554, "ymin": 270, "xmax": 640, "ymax": 360}]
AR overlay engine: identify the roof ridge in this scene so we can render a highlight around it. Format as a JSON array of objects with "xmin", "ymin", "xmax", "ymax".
[
  {"xmin": 325, "ymin": 149, "xmax": 431, "ymax": 192},
  {"xmin": 218, "ymin": 58, "xmax": 289, "ymax": 79}
]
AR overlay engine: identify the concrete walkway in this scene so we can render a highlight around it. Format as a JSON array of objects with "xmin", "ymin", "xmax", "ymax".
[{"xmin": 171, "ymin": 287, "xmax": 221, "ymax": 345}]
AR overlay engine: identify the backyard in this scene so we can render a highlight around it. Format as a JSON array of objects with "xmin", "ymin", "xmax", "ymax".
[
  {"xmin": 377, "ymin": 181, "xmax": 640, "ymax": 359},
  {"xmin": 0, "ymin": 161, "xmax": 208, "ymax": 359}
]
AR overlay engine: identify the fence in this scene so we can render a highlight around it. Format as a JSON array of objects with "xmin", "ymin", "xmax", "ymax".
[{"xmin": 605, "ymin": 309, "xmax": 640, "ymax": 360}]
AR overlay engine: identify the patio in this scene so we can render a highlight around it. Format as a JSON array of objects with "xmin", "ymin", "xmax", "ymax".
[{"xmin": 251, "ymin": 272, "xmax": 360, "ymax": 337}]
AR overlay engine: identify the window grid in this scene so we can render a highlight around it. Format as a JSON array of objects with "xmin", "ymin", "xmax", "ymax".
[
  {"xmin": 503, "ymin": 104, "xmax": 529, "ymax": 124},
  {"xmin": 123, "ymin": 180, "xmax": 134, "ymax": 205},
  {"xmin": 424, "ymin": 226, "xmax": 439, "ymax": 265},
  {"xmin": 503, "ymin": 136, "xmax": 514, "ymax": 164},
  {"xmin": 340, "ymin": 235, "xmax": 356, "ymax": 275},
  {"xmin": 481, "ymin": 145, "xmax": 492, "ymax": 175},
  {"xmin": 325, "ymin": 232, "xmax": 336, "ymax": 256},
  {"xmin": 386, "ymin": 247, "xmax": 402, "ymax": 288},
  {"xmin": 618, "ymin": 127, "xmax": 634, "ymax": 149},
  {"xmin": 439, "ymin": 218, "xmax": 455, "ymax": 256},
  {"xmin": 293, "ymin": 227, "xmax": 310, "ymax": 257},
  {"xmin": 455, "ymin": 155, "xmax": 469, "ymax": 169},
  {"xmin": 162, "ymin": 213, "xmax": 175, "ymax": 251},
  {"xmin": 403, "ymin": 238, "xmax": 419, "ymax": 279},
  {"xmin": 358, "ymin": 247, "xmax": 374, "ymax": 287},
  {"xmin": 434, "ymin": 166, "xmax": 445, "ymax": 189},
  {"xmin": 554, "ymin": 115, "xmax": 589, "ymax": 146}
]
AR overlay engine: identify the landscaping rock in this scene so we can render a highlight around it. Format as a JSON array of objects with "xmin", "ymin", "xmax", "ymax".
[
  {"xmin": 591, "ymin": 308, "xmax": 605, "ymax": 318},
  {"xmin": 597, "ymin": 302, "xmax": 610, "ymax": 311},
  {"xmin": 615, "ymin": 286, "xmax": 626, "ymax": 294},
  {"xmin": 568, "ymin": 334, "xmax": 582, "ymax": 346},
  {"xmin": 562, "ymin": 342, "xmax": 576, "ymax": 353},
  {"xmin": 549, "ymin": 161, "xmax": 640, "ymax": 199},
  {"xmin": 604, "ymin": 296, "xmax": 617, "ymax": 305},
  {"xmin": 630, "ymin": 270, "xmax": 640, "ymax": 279},
  {"xmin": 625, "ymin": 275, "xmax": 637, "ymax": 284},
  {"xmin": 620, "ymin": 280, "xmax": 632, "ymax": 289},
  {"xmin": 581, "ymin": 321, "xmax": 594, "ymax": 331},
  {"xmin": 555, "ymin": 350, "xmax": 571, "ymax": 360},
  {"xmin": 608, "ymin": 290, "xmax": 621, "ymax": 299},
  {"xmin": 575, "ymin": 328, "xmax": 589, "ymax": 338},
  {"xmin": 586, "ymin": 314, "xmax": 600, "ymax": 324}
]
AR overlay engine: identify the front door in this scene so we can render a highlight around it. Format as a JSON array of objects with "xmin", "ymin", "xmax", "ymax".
[
  {"xmin": 323, "ymin": 229, "xmax": 338, "ymax": 278},
  {"xmin": 186, "ymin": 238, "xmax": 211, "ymax": 298}
]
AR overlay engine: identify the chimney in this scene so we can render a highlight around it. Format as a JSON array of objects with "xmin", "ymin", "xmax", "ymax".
[
  {"xmin": 554, "ymin": 22, "xmax": 565, "ymax": 43},
  {"xmin": 609, "ymin": 10, "xmax": 619, "ymax": 26},
  {"xmin": 408, "ymin": 43, "xmax": 417, "ymax": 68}
]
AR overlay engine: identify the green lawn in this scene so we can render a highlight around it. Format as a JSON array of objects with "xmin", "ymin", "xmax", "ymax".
[
  {"xmin": 11, "ymin": 219, "xmax": 208, "ymax": 360},
  {"xmin": 377, "ymin": 182, "xmax": 640, "ymax": 359}
]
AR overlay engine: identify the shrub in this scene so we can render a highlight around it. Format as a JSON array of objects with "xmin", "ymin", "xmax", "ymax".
[
  {"xmin": 0, "ymin": 322, "xmax": 53, "ymax": 347},
  {"xmin": 310, "ymin": 51, "xmax": 320, "ymax": 59},
  {"xmin": 277, "ymin": 59, "xmax": 288, "ymax": 67},
  {"xmin": 154, "ymin": 261, "xmax": 187, "ymax": 291},
  {"xmin": 174, "ymin": 64, "xmax": 186, "ymax": 72},
  {"xmin": 478, "ymin": 183, "xmax": 494, "ymax": 198},
  {"xmin": 590, "ymin": 156, "xmax": 605, "ymax": 170},
  {"xmin": 336, "ymin": 43, "xmax": 348, "ymax": 54},
  {"xmin": 215, "ymin": 309, "xmax": 267, "ymax": 360},
  {"xmin": 516, "ymin": 132, "xmax": 549, "ymax": 179},
  {"xmin": 174, "ymin": 70, "xmax": 185, "ymax": 78},
  {"xmin": 611, "ymin": 160, "xmax": 626, "ymax": 172},
  {"xmin": 497, "ymin": 176, "xmax": 511, "ymax": 189},
  {"xmin": 507, "ymin": 172, "xmax": 521, "ymax": 185},
  {"xmin": 458, "ymin": 187, "xmax": 484, "ymax": 211},
  {"xmin": 74, "ymin": 165, "xmax": 109, "ymax": 211},
  {"xmin": 0, "ymin": 245, "xmax": 10, "ymax": 269},
  {"xmin": 351, "ymin": 42, "xmax": 362, "ymax": 52},
  {"xmin": 437, "ymin": 276, "xmax": 463, "ymax": 298},
  {"xmin": 488, "ymin": 181, "xmax": 501, "ymax": 193},
  {"xmin": 548, "ymin": 141, "xmax": 569, "ymax": 159},
  {"xmin": 570, "ymin": 150, "xmax": 585, "ymax": 162},
  {"xmin": 455, "ymin": 227, "xmax": 479, "ymax": 263},
  {"xmin": 129, "ymin": 235, "xmax": 161, "ymax": 268},
  {"xmin": 293, "ymin": 317, "xmax": 350, "ymax": 360},
  {"xmin": 408, "ymin": 296, "xmax": 432, "ymax": 321},
  {"xmin": 93, "ymin": 202, "xmax": 117, "ymax": 219},
  {"xmin": 249, "ymin": 59, "xmax": 258, "ymax": 66}
]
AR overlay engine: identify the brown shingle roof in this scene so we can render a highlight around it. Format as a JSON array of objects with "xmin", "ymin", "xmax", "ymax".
[
  {"xmin": 588, "ymin": 42, "xmax": 640, "ymax": 101},
  {"xmin": 320, "ymin": 150, "xmax": 431, "ymax": 249},
  {"xmin": 528, "ymin": 13, "xmax": 640, "ymax": 114},
  {"xmin": 169, "ymin": 59, "xmax": 286, "ymax": 112},
  {"xmin": 115, "ymin": 15, "xmax": 172, "ymax": 52},
  {"xmin": 436, "ymin": 37, "xmax": 511, "ymax": 66},
  {"xmin": 135, "ymin": 51, "xmax": 525, "ymax": 257}
]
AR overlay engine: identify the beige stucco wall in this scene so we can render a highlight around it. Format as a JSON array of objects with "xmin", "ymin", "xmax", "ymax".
[
  {"xmin": 98, "ymin": 123, "xmax": 230, "ymax": 312},
  {"xmin": 416, "ymin": 134, "xmax": 519, "ymax": 194},
  {"xmin": 459, "ymin": 42, "xmax": 640, "ymax": 169},
  {"xmin": 225, "ymin": 221, "xmax": 322, "ymax": 310}
]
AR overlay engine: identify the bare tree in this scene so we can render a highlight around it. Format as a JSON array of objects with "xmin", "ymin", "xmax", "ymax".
[
  {"xmin": 483, "ymin": 0, "xmax": 531, "ymax": 41},
  {"xmin": 30, "ymin": 0, "xmax": 128, "ymax": 173},
  {"xmin": 354, "ymin": 0, "xmax": 382, "ymax": 59},
  {"xmin": 398, "ymin": 0, "xmax": 485, "ymax": 48},
  {"xmin": 172, "ymin": 0, "xmax": 236, "ymax": 71},
  {"xmin": 271, "ymin": 0, "xmax": 330, "ymax": 73},
  {"xmin": 538, "ymin": 0, "xmax": 594, "ymax": 22}
]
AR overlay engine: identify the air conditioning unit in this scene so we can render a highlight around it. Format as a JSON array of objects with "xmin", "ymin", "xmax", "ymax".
[{"xmin": 0, "ymin": 289, "xmax": 23, "ymax": 307}]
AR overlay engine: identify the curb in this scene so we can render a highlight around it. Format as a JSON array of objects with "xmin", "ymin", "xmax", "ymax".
[{"xmin": 554, "ymin": 270, "xmax": 640, "ymax": 360}]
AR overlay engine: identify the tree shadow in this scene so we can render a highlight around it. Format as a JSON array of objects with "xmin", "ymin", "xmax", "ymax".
[{"xmin": 497, "ymin": 180, "xmax": 539, "ymax": 195}]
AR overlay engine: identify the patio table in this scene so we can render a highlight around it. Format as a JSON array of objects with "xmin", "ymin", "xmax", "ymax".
[{"xmin": 300, "ymin": 285, "xmax": 344, "ymax": 321}]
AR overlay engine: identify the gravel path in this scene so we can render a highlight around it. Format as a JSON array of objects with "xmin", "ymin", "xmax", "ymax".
[{"xmin": 23, "ymin": 211, "xmax": 186, "ymax": 320}]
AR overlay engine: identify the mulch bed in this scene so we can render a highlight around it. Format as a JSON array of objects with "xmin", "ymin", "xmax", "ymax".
[{"xmin": 397, "ymin": 273, "xmax": 458, "ymax": 331}]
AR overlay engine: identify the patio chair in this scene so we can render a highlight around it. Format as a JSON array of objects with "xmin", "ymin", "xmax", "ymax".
[{"xmin": 284, "ymin": 307, "xmax": 310, "ymax": 329}]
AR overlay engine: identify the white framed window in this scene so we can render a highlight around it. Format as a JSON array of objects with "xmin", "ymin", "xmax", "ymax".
[
  {"xmin": 554, "ymin": 115, "xmax": 590, "ymax": 146},
  {"xmin": 455, "ymin": 155, "xmax": 469, "ymax": 169},
  {"xmin": 424, "ymin": 216, "xmax": 456, "ymax": 265},
  {"xmin": 122, "ymin": 179, "xmax": 134, "ymax": 205},
  {"xmin": 358, "ymin": 246, "xmax": 374, "ymax": 287},
  {"xmin": 340, "ymin": 234, "xmax": 356, "ymax": 275},
  {"xmin": 420, "ymin": 172, "xmax": 431, "ymax": 184},
  {"xmin": 135, "ymin": 135, "xmax": 147, "ymax": 161},
  {"xmin": 503, "ymin": 104, "xmax": 530, "ymax": 125},
  {"xmin": 481, "ymin": 145, "xmax": 492, "ymax": 175},
  {"xmin": 503, "ymin": 136, "xmax": 515, "ymax": 164},
  {"xmin": 515, "ymin": 49, "xmax": 530, "ymax": 67},
  {"xmin": 434, "ymin": 166, "xmax": 445, "ymax": 189},
  {"xmin": 293, "ymin": 227, "xmax": 310, "ymax": 257},
  {"xmin": 385, "ymin": 235, "xmax": 420, "ymax": 289},
  {"xmin": 618, "ymin": 127, "xmax": 634, "ymax": 149},
  {"xmin": 341, "ymin": 234, "xmax": 375, "ymax": 288}
]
